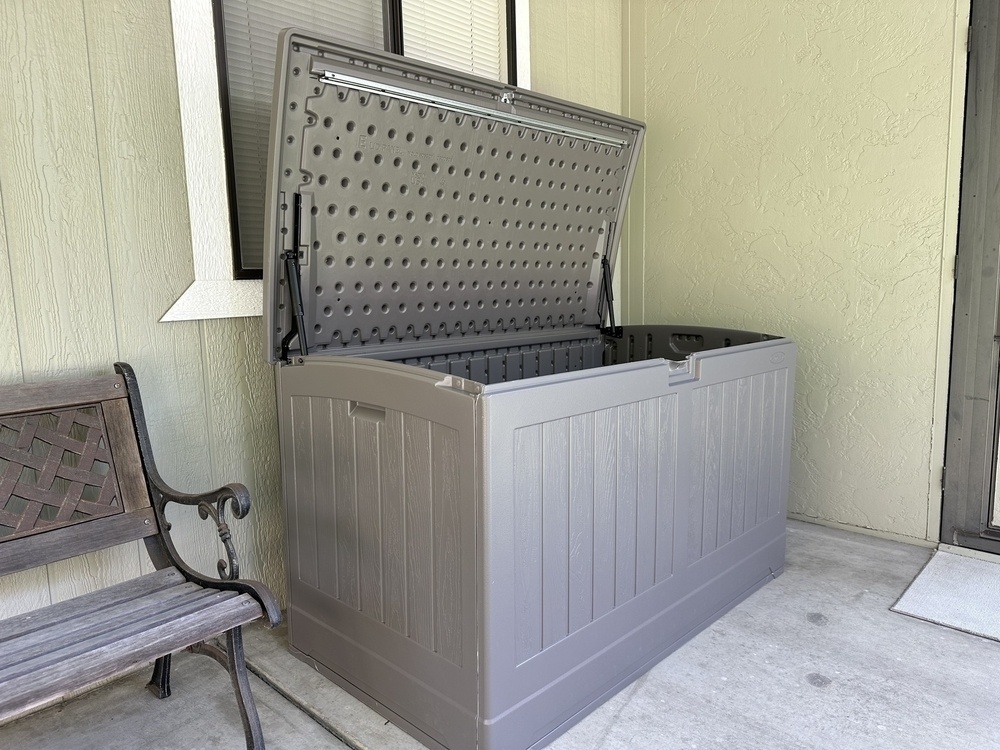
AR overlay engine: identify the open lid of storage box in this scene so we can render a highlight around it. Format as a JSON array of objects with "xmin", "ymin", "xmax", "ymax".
[{"xmin": 263, "ymin": 30, "xmax": 645, "ymax": 365}]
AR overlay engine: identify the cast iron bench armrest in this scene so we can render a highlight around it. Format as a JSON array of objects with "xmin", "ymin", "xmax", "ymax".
[{"xmin": 114, "ymin": 363, "xmax": 281, "ymax": 628}]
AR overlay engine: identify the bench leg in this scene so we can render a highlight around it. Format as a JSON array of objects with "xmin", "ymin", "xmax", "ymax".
[
  {"xmin": 147, "ymin": 654, "xmax": 172, "ymax": 699},
  {"xmin": 226, "ymin": 626, "xmax": 265, "ymax": 750}
]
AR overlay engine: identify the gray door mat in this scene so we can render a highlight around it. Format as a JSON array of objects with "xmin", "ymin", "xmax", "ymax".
[{"xmin": 892, "ymin": 549, "xmax": 1000, "ymax": 642}]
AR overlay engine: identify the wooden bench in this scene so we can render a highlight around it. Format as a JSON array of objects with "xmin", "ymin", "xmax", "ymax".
[{"xmin": 0, "ymin": 363, "xmax": 281, "ymax": 749}]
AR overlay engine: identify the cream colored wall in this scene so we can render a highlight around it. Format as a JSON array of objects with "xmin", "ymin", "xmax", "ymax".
[
  {"xmin": 623, "ymin": 1, "xmax": 969, "ymax": 542},
  {"xmin": 529, "ymin": 0, "xmax": 622, "ymax": 112},
  {"xmin": 0, "ymin": 0, "xmax": 284, "ymax": 619}
]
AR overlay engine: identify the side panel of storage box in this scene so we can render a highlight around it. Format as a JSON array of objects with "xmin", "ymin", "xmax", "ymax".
[
  {"xmin": 275, "ymin": 358, "xmax": 481, "ymax": 750},
  {"xmin": 479, "ymin": 339, "xmax": 795, "ymax": 750}
]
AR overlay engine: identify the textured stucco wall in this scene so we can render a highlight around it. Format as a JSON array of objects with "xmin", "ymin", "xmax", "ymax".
[{"xmin": 624, "ymin": 1, "xmax": 968, "ymax": 541}]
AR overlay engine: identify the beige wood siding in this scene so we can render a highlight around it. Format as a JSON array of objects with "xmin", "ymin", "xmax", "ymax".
[{"xmin": 0, "ymin": 0, "xmax": 285, "ymax": 618}]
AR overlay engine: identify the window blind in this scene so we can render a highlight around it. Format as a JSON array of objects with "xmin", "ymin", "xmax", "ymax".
[{"xmin": 401, "ymin": 0, "xmax": 507, "ymax": 81}]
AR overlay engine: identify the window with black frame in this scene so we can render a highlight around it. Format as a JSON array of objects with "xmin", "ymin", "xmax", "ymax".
[{"xmin": 214, "ymin": 0, "xmax": 516, "ymax": 277}]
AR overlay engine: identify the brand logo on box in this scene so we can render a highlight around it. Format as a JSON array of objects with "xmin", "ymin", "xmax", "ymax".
[{"xmin": 769, "ymin": 352, "xmax": 786, "ymax": 365}]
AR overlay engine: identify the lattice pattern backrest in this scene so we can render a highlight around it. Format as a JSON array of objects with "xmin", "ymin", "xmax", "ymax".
[{"xmin": 0, "ymin": 405, "xmax": 123, "ymax": 541}]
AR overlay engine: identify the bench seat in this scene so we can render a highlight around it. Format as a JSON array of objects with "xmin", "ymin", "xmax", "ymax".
[
  {"xmin": 0, "ymin": 363, "xmax": 281, "ymax": 747},
  {"xmin": 0, "ymin": 566, "xmax": 263, "ymax": 723}
]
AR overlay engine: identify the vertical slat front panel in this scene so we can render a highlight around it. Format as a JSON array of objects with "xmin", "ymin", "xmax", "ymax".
[
  {"xmin": 313, "ymin": 398, "xmax": 338, "ymax": 597},
  {"xmin": 731, "ymin": 375, "xmax": 752, "ymax": 539},
  {"xmin": 333, "ymin": 400, "xmax": 359, "ymax": 609},
  {"xmin": 717, "ymin": 380, "xmax": 738, "ymax": 548},
  {"xmin": 654, "ymin": 395, "xmax": 678, "ymax": 583},
  {"xmin": 404, "ymin": 415, "xmax": 434, "ymax": 651},
  {"xmin": 381, "ymin": 410, "xmax": 406, "ymax": 634},
  {"xmin": 481, "ymin": 344, "xmax": 794, "ymax": 747},
  {"xmin": 432, "ymin": 423, "xmax": 462, "ymax": 666},
  {"xmin": 542, "ymin": 420, "xmax": 569, "ymax": 649},
  {"xmin": 592, "ymin": 408, "xmax": 618, "ymax": 620},
  {"xmin": 567, "ymin": 412, "xmax": 595, "ymax": 633},
  {"xmin": 745, "ymin": 374, "xmax": 764, "ymax": 535},
  {"xmin": 277, "ymin": 361, "xmax": 479, "ymax": 750},
  {"xmin": 687, "ymin": 387, "xmax": 707, "ymax": 565},
  {"xmin": 290, "ymin": 397, "xmax": 317, "ymax": 588},
  {"xmin": 514, "ymin": 424, "xmax": 543, "ymax": 664},
  {"xmin": 356, "ymin": 417, "xmax": 383, "ymax": 622},
  {"xmin": 635, "ymin": 398, "xmax": 659, "ymax": 594},
  {"xmin": 756, "ymin": 370, "xmax": 778, "ymax": 526},
  {"xmin": 769, "ymin": 370, "xmax": 790, "ymax": 520},
  {"xmin": 284, "ymin": 390, "xmax": 468, "ymax": 665},
  {"xmin": 687, "ymin": 370, "xmax": 792, "ymax": 565},
  {"xmin": 509, "ymin": 393, "xmax": 681, "ymax": 661},
  {"xmin": 702, "ymin": 383, "xmax": 724, "ymax": 557},
  {"xmin": 615, "ymin": 403, "xmax": 638, "ymax": 606}
]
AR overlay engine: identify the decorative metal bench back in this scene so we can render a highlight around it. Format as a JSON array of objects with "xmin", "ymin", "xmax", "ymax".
[{"xmin": 0, "ymin": 375, "xmax": 155, "ymax": 577}]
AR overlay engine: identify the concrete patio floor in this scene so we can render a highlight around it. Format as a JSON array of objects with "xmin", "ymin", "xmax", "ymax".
[{"xmin": 2, "ymin": 520, "xmax": 996, "ymax": 749}]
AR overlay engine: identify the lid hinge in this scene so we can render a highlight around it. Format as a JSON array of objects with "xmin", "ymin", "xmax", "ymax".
[
  {"xmin": 599, "ymin": 222, "xmax": 622, "ymax": 339},
  {"xmin": 280, "ymin": 191, "xmax": 310, "ymax": 363}
]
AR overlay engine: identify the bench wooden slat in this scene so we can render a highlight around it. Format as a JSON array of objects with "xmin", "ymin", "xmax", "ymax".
[
  {"xmin": 101, "ymin": 397, "xmax": 150, "ymax": 513},
  {"xmin": 0, "ymin": 587, "xmax": 253, "ymax": 684},
  {"xmin": 0, "ymin": 593, "xmax": 263, "ymax": 723},
  {"xmin": 0, "ymin": 375, "xmax": 127, "ymax": 417},
  {"xmin": 0, "ymin": 580, "xmax": 210, "ymax": 671},
  {"xmin": 0, "ymin": 566, "xmax": 185, "ymax": 643},
  {"xmin": 0, "ymin": 507, "xmax": 158, "ymax": 577}
]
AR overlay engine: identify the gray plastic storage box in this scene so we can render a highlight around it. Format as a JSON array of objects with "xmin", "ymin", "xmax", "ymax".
[{"xmin": 263, "ymin": 31, "xmax": 796, "ymax": 750}]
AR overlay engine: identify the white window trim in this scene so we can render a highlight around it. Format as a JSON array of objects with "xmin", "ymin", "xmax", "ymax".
[
  {"xmin": 163, "ymin": 0, "xmax": 529, "ymax": 321},
  {"xmin": 514, "ymin": 0, "xmax": 530, "ymax": 89},
  {"xmin": 162, "ymin": 0, "xmax": 261, "ymax": 321}
]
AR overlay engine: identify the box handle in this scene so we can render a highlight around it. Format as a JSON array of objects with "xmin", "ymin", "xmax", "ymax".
[
  {"xmin": 667, "ymin": 359, "xmax": 700, "ymax": 385},
  {"xmin": 349, "ymin": 401, "xmax": 386, "ymax": 423}
]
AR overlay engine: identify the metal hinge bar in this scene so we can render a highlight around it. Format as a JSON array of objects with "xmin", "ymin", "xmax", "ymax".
[
  {"xmin": 280, "ymin": 192, "xmax": 310, "ymax": 362},
  {"xmin": 315, "ymin": 69, "xmax": 628, "ymax": 148},
  {"xmin": 297, "ymin": 191, "xmax": 313, "ymax": 266},
  {"xmin": 598, "ymin": 221, "xmax": 622, "ymax": 338}
]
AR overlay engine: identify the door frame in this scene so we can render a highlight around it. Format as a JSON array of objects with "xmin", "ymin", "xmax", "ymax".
[{"xmin": 943, "ymin": 0, "xmax": 1000, "ymax": 554}]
